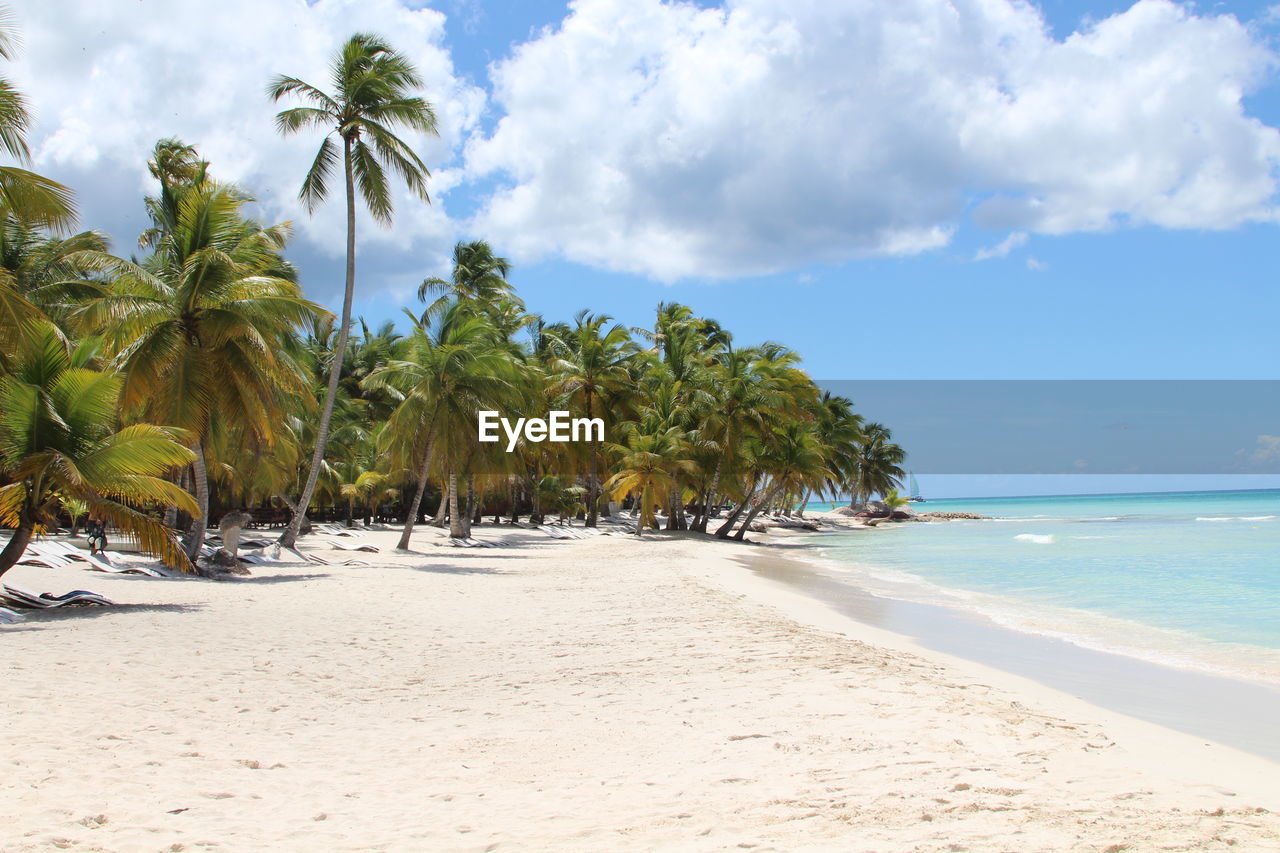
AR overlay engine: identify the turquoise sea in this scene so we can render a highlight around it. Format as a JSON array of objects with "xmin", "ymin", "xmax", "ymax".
[{"xmin": 804, "ymin": 490, "xmax": 1280, "ymax": 687}]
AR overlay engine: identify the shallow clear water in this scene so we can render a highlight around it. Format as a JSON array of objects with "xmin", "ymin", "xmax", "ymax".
[{"xmin": 805, "ymin": 490, "xmax": 1280, "ymax": 685}]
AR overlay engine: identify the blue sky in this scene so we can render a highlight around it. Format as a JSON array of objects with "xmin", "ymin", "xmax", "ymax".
[
  {"xmin": 10, "ymin": 0, "xmax": 1280, "ymax": 497},
  {"xmin": 375, "ymin": 0, "xmax": 1280, "ymax": 381}
]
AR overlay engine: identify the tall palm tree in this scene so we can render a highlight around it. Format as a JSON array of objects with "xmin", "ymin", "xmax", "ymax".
[
  {"xmin": 78, "ymin": 181, "xmax": 321, "ymax": 559},
  {"xmin": 848, "ymin": 422, "xmax": 905, "ymax": 508},
  {"xmin": 728, "ymin": 421, "xmax": 829, "ymax": 540},
  {"xmin": 417, "ymin": 239, "xmax": 521, "ymax": 323},
  {"xmin": 0, "ymin": 324, "xmax": 196, "ymax": 576},
  {"xmin": 545, "ymin": 311, "xmax": 637, "ymax": 527},
  {"xmin": 269, "ymin": 32, "xmax": 439, "ymax": 548},
  {"xmin": 363, "ymin": 301, "xmax": 522, "ymax": 549}
]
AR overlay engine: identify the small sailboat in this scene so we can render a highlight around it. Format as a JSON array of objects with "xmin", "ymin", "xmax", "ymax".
[{"xmin": 907, "ymin": 472, "xmax": 925, "ymax": 503}]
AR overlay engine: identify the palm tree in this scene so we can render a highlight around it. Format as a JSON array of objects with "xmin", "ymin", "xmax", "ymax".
[
  {"xmin": 363, "ymin": 302, "xmax": 522, "ymax": 549},
  {"xmin": 728, "ymin": 421, "xmax": 830, "ymax": 540},
  {"xmin": 545, "ymin": 311, "xmax": 637, "ymax": 527},
  {"xmin": 0, "ymin": 324, "xmax": 196, "ymax": 576},
  {"xmin": 605, "ymin": 423, "xmax": 697, "ymax": 537},
  {"xmin": 0, "ymin": 8, "xmax": 74, "ymax": 232},
  {"xmin": 848, "ymin": 422, "xmax": 905, "ymax": 508},
  {"xmin": 800, "ymin": 391, "xmax": 863, "ymax": 516},
  {"xmin": 417, "ymin": 239, "xmax": 521, "ymax": 323},
  {"xmin": 865, "ymin": 488, "xmax": 910, "ymax": 526},
  {"xmin": 269, "ymin": 32, "xmax": 439, "ymax": 549},
  {"xmin": 78, "ymin": 180, "xmax": 320, "ymax": 559},
  {"xmin": 0, "ymin": 216, "xmax": 112, "ymax": 365}
]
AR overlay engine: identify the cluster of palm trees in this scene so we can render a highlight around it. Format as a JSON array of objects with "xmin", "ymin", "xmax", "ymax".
[{"xmin": 0, "ymin": 26, "xmax": 907, "ymax": 576}]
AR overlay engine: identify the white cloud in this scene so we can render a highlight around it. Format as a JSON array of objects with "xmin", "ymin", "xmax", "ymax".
[
  {"xmin": 1240, "ymin": 434, "xmax": 1280, "ymax": 468},
  {"xmin": 7, "ymin": 0, "xmax": 486, "ymax": 298},
  {"xmin": 464, "ymin": 0, "xmax": 1280, "ymax": 280},
  {"xmin": 1026, "ymin": 257, "xmax": 1048, "ymax": 271},
  {"xmin": 974, "ymin": 231, "xmax": 1028, "ymax": 261}
]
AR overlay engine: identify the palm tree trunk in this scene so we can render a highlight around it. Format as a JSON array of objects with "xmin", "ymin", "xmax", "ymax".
[
  {"xmin": 448, "ymin": 471, "xmax": 464, "ymax": 538},
  {"xmin": 733, "ymin": 481, "xmax": 782, "ymax": 541},
  {"xmin": 463, "ymin": 480, "xmax": 476, "ymax": 537},
  {"xmin": 397, "ymin": 436, "xmax": 436, "ymax": 550},
  {"xmin": 0, "ymin": 518, "xmax": 35, "ymax": 579},
  {"xmin": 796, "ymin": 489, "xmax": 810, "ymax": 518},
  {"xmin": 184, "ymin": 442, "xmax": 210, "ymax": 560},
  {"xmin": 694, "ymin": 454, "xmax": 726, "ymax": 533},
  {"xmin": 431, "ymin": 483, "xmax": 448, "ymax": 526},
  {"xmin": 280, "ymin": 139, "xmax": 358, "ymax": 549},
  {"xmin": 586, "ymin": 397, "xmax": 600, "ymax": 528},
  {"xmin": 714, "ymin": 475, "xmax": 758, "ymax": 538}
]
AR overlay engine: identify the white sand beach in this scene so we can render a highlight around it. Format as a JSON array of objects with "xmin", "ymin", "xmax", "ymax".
[{"xmin": 2, "ymin": 525, "xmax": 1278, "ymax": 852}]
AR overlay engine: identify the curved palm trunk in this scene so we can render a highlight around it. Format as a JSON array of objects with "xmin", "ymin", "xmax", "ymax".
[
  {"xmin": 694, "ymin": 453, "xmax": 727, "ymax": 533},
  {"xmin": 280, "ymin": 139, "xmax": 357, "ymax": 549},
  {"xmin": 431, "ymin": 484, "xmax": 448, "ymax": 527},
  {"xmin": 0, "ymin": 517, "xmax": 35, "ymax": 579},
  {"xmin": 397, "ymin": 436, "xmax": 436, "ymax": 550},
  {"xmin": 714, "ymin": 474, "xmax": 757, "ymax": 538},
  {"xmin": 733, "ymin": 481, "xmax": 782, "ymax": 541},
  {"xmin": 796, "ymin": 489, "xmax": 810, "ymax": 518},
  {"xmin": 184, "ymin": 442, "xmax": 210, "ymax": 560}
]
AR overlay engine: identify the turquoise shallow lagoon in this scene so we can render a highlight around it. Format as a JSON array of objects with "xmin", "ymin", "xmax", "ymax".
[
  {"xmin": 806, "ymin": 490, "xmax": 1280, "ymax": 686},
  {"xmin": 757, "ymin": 490, "xmax": 1280, "ymax": 758}
]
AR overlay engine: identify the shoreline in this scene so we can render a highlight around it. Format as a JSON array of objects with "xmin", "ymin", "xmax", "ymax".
[
  {"xmin": 3, "ymin": 525, "xmax": 1278, "ymax": 849},
  {"xmin": 728, "ymin": 534, "xmax": 1280, "ymax": 764}
]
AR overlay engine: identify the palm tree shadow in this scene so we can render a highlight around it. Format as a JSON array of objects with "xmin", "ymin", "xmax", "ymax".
[
  {"xmin": 2, "ymin": 602, "xmax": 200, "ymax": 629},
  {"xmin": 409, "ymin": 564, "xmax": 513, "ymax": 576},
  {"xmin": 234, "ymin": 573, "xmax": 330, "ymax": 584}
]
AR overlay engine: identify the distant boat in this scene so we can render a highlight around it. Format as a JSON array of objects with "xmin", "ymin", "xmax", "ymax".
[{"xmin": 907, "ymin": 472, "xmax": 925, "ymax": 503}]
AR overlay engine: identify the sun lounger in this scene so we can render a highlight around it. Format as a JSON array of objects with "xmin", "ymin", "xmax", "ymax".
[
  {"xmin": 314, "ymin": 524, "xmax": 365, "ymax": 538},
  {"xmin": 16, "ymin": 554, "xmax": 69, "ymax": 568},
  {"xmin": 1, "ymin": 584, "xmax": 114, "ymax": 609},
  {"xmin": 84, "ymin": 562, "xmax": 168, "ymax": 577},
  {"xmin": 448, "ymin": 537, "xmax": 497, "ymax": 548},
  {"xmin": 327, "ymin": 539, "xmax": 379, "ymax": 552},
  {"xmin": 36, "ymin": 541, "xmax": 156, "ymax": 575},
  {"xmin": 0, "ymin": 606, "xmax": 23, "ymax": 624},
  {"xmin": 22, "ymin": 543, "xmax": 77, "ymax": 566}
]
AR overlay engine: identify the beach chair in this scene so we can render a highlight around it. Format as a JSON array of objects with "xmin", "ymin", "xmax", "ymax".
[
  {"xmin": 327, "ymin": 539, "xmax": 379, "ymax": 552},
  {"xmin": 0, "ymin": 605, "xmax": 23, "ymax": 623},
  {"xmin": 448, "ymin": 537, "xmax": 497, "ymax": 548},
  {"xmin": 39, "ymin": 541, "xmax": 147, "ymax": 575},
  {"xmin": 1, "ymin": 584, "xmax": 114, "ymax": 609},
  {"xmin": 289, "ymin": 548, "xmax": 330, "ymax": 565},
  {"xmin": 16, "ymin": 553, "xmax": 69, "ymax": 569}
]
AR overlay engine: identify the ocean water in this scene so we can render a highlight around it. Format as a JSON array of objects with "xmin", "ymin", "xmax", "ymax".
[{"xmin": 803, "ymin": 490, "xmax": 1280, "ymax": 687}]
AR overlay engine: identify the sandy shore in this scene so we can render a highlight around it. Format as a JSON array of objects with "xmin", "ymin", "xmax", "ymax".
[{"xmin": 2, "ymin": 524, "xmax": 1278, "ymax": 851}]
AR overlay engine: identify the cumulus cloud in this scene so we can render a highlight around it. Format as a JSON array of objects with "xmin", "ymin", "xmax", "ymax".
[
  {"xmin": 7, "ymin": 0, "xmax": 485, "ymax": 299},
  {"xmin": 974, "ymin": 231, "xmax": 1028, "ymax": 261},
  {"xmin": 1239, "ymin": 434, "xmax": 1280, "ymax": 469},
  {"xmin": 464, "ymin": 0, "xmax": 1280, "ymax": 280}
]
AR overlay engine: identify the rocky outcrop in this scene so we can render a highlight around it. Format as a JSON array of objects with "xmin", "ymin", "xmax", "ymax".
[{"xmin": 908, "ymin": 511, "xmax": 992, "ymax": 522}]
